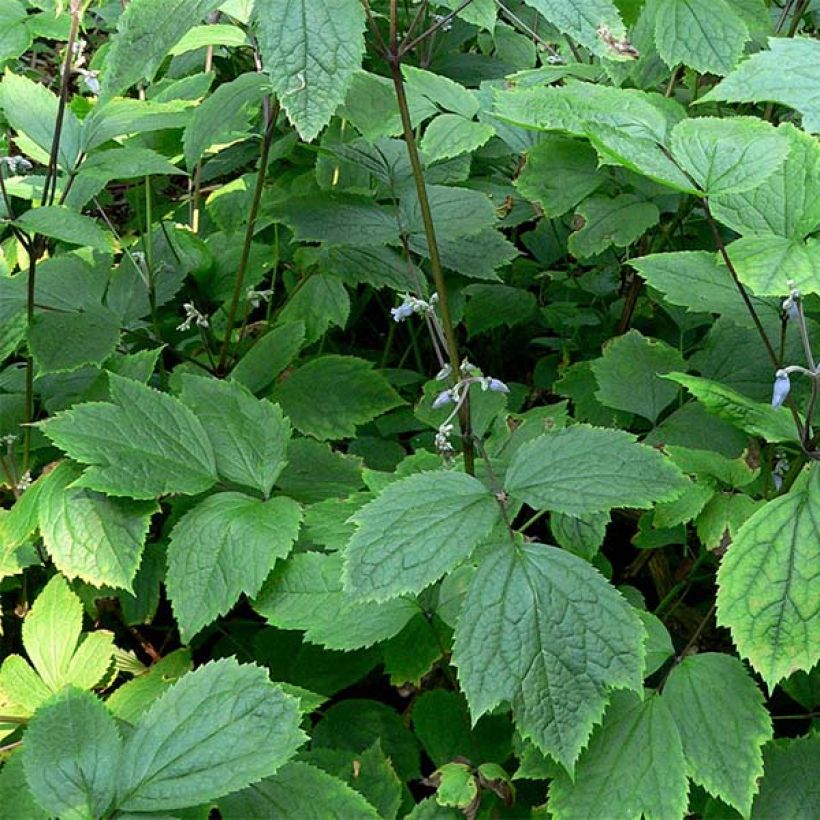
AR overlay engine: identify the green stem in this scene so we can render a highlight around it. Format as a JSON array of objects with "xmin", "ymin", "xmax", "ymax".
[
  {"xmin": 388, "ymin": 57, "xmax": 474, "ymax": 475},
  {"xmin": 217, "ymin": 100, "xmax": 279, "ymax": 373}
]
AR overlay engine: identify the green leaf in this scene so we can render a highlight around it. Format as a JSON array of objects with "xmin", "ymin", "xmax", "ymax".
[
  {"xmin": 505, "ymin": 426, "xmax": 688, "ymax": 516},
  {"xmin": 402, "ymin": 65, "xmax": 478, "ymax": 118},
  {"xmin": 591, "ymin": 330, "xmax": 686, "ymax": 423},
  {"xmin": 663, "ymin": 372, "xmax": 798, "ymax": 443},
  {"xmin": 114, "ymin": 658, "xmax": 305, "ymax": 812},
  {"xmin": 179, "ymin": 375, "xmax": 291, "ymax": 496},
  {"xmin": 277, "ymin": 274, "xmax": 349, "ymax": 344},
  {"xmin": 343, "ymin": 471, "xmax": 499, "ymax": 602},
  {"xmin": 638, "ymin": 610, "xmax": 674, "ymax": 676},
  {"xmin": 23, "ymin": 688, "xmax": 121, "ymax": 820},
  {"xmin": 255, "ymin": 0, "xmax": 366, "ymax": 141},
  {"xmin": 183, "ymin": 71, "xmax": 270, "ymax": 168},
  {"xmin": 453, "ymin": 542, "xmax": 644, "ymax": 771},
  {"xmin": 38, "ymin": 462, "xmax": 157, "ymax": 591},
  {"xmin": 277, "ymin": 438, "xmax": 364, "ymax": 503},
  {"xmin": 727, "ymin": 234, "xmax": 820, "ymax": 297},
  {"xmin": 321, "ymin": 245, "xmax": 418, "ymax": 292},
  {"xmin": 515, "ymin": 135, "xmax": 602, "ymax": 218},
  {"xmin": 670, "ymin": 117, "xmax": 790, "ymax": 195},
  {"xmin": 631, "ymin": 250, "xmax": 778, "ymax": 328},
  {"xmin": 39, "ymin": 374, "xmax": 218, "ymax": 499},
  {"xmin": 15, "ymin": 206, "xmax": 111, "ymax": 250},
  {"xmin": 717, "ymin": 468, "xmax": 820, "ymax": 688},
  {"xmin": 701, "ymin": 37, "xmax": 820, "ymax": 133},
  {"xmin": 550, "ymin": 510, "xmax": 609, "ymax": 562},
  {"xmin": 751, "ymin": 735, "xmax": 820, "ymax": 818},
  {"xmin": 401, "ymin": 184, "xmax": 496, "ymax": 240},
  {"xmin": 520, "ymin": 0, "xmax": 627, "ymax": 57},
  {"xmin": 421, "ymin": 113, "xmax": 494, "ymax": 163},
  {"xmin": 663, "ymin": 653, "xmax": 771, "ymax": 815},
  {"xmin": 230, "ymin": 321, "xmax": 305, "ymax": 394},
  {"xmin": 434, "ymin": 762, "xmax": 477, "ymax": 809},
  {"xmin": 28, "ymin": 305, "xmax": 121, "ymax": 375},
  {"xmin": 81, "ymin": 98, "xmax": 195, "ymax": 152},
  {"xmin": 696, "ymin": 492, "xmax": 761, "ymax": 551},
  {"xmin": 254, "ymin": 552, "xmax": 415, "ymax": 650},
  {"xmin": 547, "ymin": 691, "xmax": 687, "ymax": 818},
  {"xmin": 711, "ymin": 123, "xmax": 820, "ymax": 239},
  {"xmin": 568, "ymin": 194, "xmax": 659, "ymax": 258},
  {"xmin": 271, "ymin": 355, "xmax": 403, "ymax": 440},
  {"xmin": 101, "ymin": 0, "xmax": 223, "ymax": 100},
  {"xmin": 218, "ymin": 761, "xmax": 380, "ymax": 819},
  {"xmin": 464, "ymin": 283, "xmax": 537, "ymax": 336},
  {"xmin": 169, "ymin": 22, "xmax": 247, "ymax": 54},
  {"xmin": 166, "ymin": 492, "xmax": 302, "ymax": 640},
  {"xmin": 0, "ymin": 751, "xmax": 47, "ymax": 820},
  {"xmin": 0, "ymin": 70, "xmax": 81, "ymax": 170},
  {"xmin": 654, "ymin": 0, "xmax": 749, "ymax": 75}
]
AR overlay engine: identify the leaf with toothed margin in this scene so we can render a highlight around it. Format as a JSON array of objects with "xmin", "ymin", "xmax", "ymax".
[{"xmin": 452, "ymin": 541, "xmax": 644, "ymax": 773}]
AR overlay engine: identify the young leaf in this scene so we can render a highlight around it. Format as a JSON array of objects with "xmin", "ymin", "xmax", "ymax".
[
  {"xmin": 101, "ymin": 0, "xmax": 224, "ymax": 100},
  {"xmin": 271, "ymin": 355, "xmax": 403, "ymax": 441},
  {"xmin": 255, "ymin": 0, "xmax": 366, "ymax": 141},
  {"xmin": 343, "ymin": 471, "xmax": 500, "ymax": 602},
  {"xmin": 39, "ymin": 374, "xmax": 218, "ymax": 499},
  {"xmin": 22, "ymin": 688, "xmax": 121, "ymax": 820},
  {"xmin": 591, "ymin": 330, "xmax": 686, "ymax": 423},
  {"xmin": 38, "ymin": 462, "xmax": 157, "ymax": 591},
  {"xmin": 114, "ymin": 658, "xmax": 306, "ymax": 812},
  {"xmin": 701, "ymin": 37, "xmax": 820, "ymax": 133},
  {"xmin": 504, "ymin": 426, "xmax": 688, "ymax": 516},
  {"xmin": 663, "ymin": 653, "xmax": 772, "ymax": 816},
  {"xmin": 180, "ymin": 375, "xmax": 291, "ymax": 496},
  {"xmin": 670, "ymin": 117, "xmax": 790, "ymax": 196},
  {"xmin": 654, "ymin": 0, "xmax": 749, "ymax": 75},
  {"xmin": 166, "ymin": 492, "xmax": 302, "ymax": 640},
  {"xmin": 452, "ymin": 542, "xmax": 644, "ymax": 772},
  {"xmin": 254, "ymin": 552, "xmax": 416, "ymax": 650},
  {"xmin": 717, "ymin": 468, "xmax": 820, "ymax": 688},
  {"xmin": 547, "ymin": 691, "xmax": 687, "ymax": 819},
  {"xmin": 15, "ymin": 206, "xmax": 112, "ymax": 251}
]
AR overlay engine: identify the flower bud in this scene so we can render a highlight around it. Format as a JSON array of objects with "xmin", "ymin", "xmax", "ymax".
[
  {"xmin": 486, "ymin": 377, "xmax": 510, "ymax": 394},
  {"xmin": 432, "ymin": 389, "xmax": 453, "ymax": 410},
  {"xmin": 771, "ymin": 370, "xmax": 791, "ymax": 409}
]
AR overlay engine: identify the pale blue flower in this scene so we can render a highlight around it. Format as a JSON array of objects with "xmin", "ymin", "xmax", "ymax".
[{"xmin": 771, "ymin": 371, "xmax": 791, "ymax": 409}]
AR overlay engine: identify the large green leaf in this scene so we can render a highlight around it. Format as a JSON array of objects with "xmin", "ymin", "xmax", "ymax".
[
  {"xmin": 520, "ymin": 0, "xmax": 627, "ymax": 57},
  {"xmin": 343, "ymin": 471, "xmax": 499, "ymax": 602},
  {"xmin": 22, "ymin": 688, "xmax": 121, "ymax": 819},
  {"xmin": 255, "ymin": 0, "xmax": 366, "ymax": 141},
  {"xmin": 101, "ymin": 0, "xmax": 224, "ymax": 99},
  {"xmin": 547, "ymin": 691, "xmax": 687, "ymax": 818},
  {"xmin": 728, "ymin": 234, "xmax": 820, "ymax": 297},
  {"xmin": 568, "ymin": 194, "xmax": 659, "ymax": 258},
  {"xmin": 663, "ymin": 653, "xmax": 771, "ymax": 815},
  {"xmin": 751, "ymin": 735, "xmax": 820, "ymax": 818},
  {"xmin": 38, "ymin": 462, "xmax": 157, "ymax": 591},
  {"xmin": 504, "ymin": 426, "xmax": 688, "ymax": 516},
  {"xmin": 166, "ymin": 492, "xmax": 302, "ymax": 640},
  {"xmin": 271, "ymin": 355, "xmax": 403, "ymax": 440},
  {"xmin": 701, "ymin": 37, "xmax": 820, "ymax": 133},
  {"xmin": 255, "ymin": 552, "xmax": 416, "ymax": 650},
  {"xmin": 591, "ymin": 330, "xmax": 685, "ymax": 423},
  {"xmin": 15, "ymin": 206, "xmax": 111, "ymax": 250},
  {"xmin": 453, "ymin": 542, "xmax": 644, "ymax": 772},
  {"xmin": 654, "ymin": 0, "xmax": 749, "ymax": 75},
  {"xmin": 180, "ymin": 375, "xmax": 291, "ymax": 496},
  {"xmin": 39, "ymin": 374, "xmax": 218, "ymax": 499},
  {"xmin": 421, "ymin": 114, "xmax": 494, "ymax": 163},
  {"xmin": 115, "ymin": 659, "xmax": 305, "ymax": 812},
  {"xmin": 717, "ymin": 468, "xmax": 820, "ymax": 688}
]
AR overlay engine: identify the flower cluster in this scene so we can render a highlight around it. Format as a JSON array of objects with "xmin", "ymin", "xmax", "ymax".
[
  {"xmin": 391, "ymin": 293, "xmax": 439, "ymax": 322},
  {"xmin": 246, "ymin": 287, "xmax": 274, "ymax": 309},
  {"xmin": 177, "ymin": 302, "xmax": 209, "ymax": 332}
]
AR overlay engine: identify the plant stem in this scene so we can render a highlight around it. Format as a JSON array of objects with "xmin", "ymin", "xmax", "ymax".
[
  {"xmin": 398, "ymin": 0, "xmax": 476, "ymax": 56},
  {"xmin": 388, "ymin": 56, "xmax": 474, "ymax": 475},
  {"xmin": 217, "ymin": 100, "xmax": 279, "ymax": 373},
  {"xmin": 23, "ymin": 248, "xmax": 38, "ymax": 472},
  {"xmin": 787, "ymin": 0, "xmax": 810, "ymax": 36}
]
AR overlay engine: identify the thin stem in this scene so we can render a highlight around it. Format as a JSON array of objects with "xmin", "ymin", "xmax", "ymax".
[
  {"xmin": 398, "ymin": 0, "xmax": 475, "ymax": 56},
  {"xmin": 803, "ymin": 378, "xmax": 819, "ymax": 449},
  {"xmin": 472, "ymin": 435, "xmax": 515, "ymax": 541},
  {"xmin": 361, "ymin": 0, "xmax": 389, "ymax": 56},
  {"xmin": 0, "ymin": 715, "xmax": 28, "ymax": 725},
  {"xmin": 191, "ymin": 44, "xmax": 215, "ymax": 233},
  {"xmin": 22, "ymin": 248, "xmax": 38, "ymax": 472},
  {"xmin": 403, "ymin": 0, "xmax": 430, "ymax": 43},
  {"xmin": 494, "ymin": 0, "xmax": 562, "ymax": 60},
  {"xmin": 388, "ymin": 56, "xmax": 474, "ymax": 474},
  {"xmin": 786, "ymin": 0, "xmax": 810, "ymax": 36},
  {"xmin": 217, "ymin": 100, "xmax": 279, "ymax": 372},
  {"xmin": 795, "ymin": 302, "xmax": 815, "ymax": 371}
]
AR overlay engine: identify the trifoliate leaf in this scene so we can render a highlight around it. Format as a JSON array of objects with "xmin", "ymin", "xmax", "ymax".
[
  {"xmin": 504, "ymin": 426, "xmax": 688, "ymax": 516},
  {"xmin": 166, "ymin": 492, "xmax": 302, "ymax": 640},
  {"xmin": 717, "ymin": 468, "xmax": 820, "ymax": 688},
  {"xmin": 701, "ymin": 37, "xmax": 820, "ymax": 133},
  {"xmin": 547, "ymin": 691, "xmax": 687, "ymax": 819},
  {"xmin": 254, "ymin": 552, "xmax": 416, "ymax": 650},
  {"xmin": 568, "ymin": 194, "xmax": 659, "ymax": 258},
  {"xmin": 255, "ymin": 0, "xmax": 366, "ymax": 141},
  {"xmin": 22, "ymin": 688, "xmax": 121, "ymax": 820},
  {"xmin": 271, "ymin": 355, "xmax": 403, "ymax": 441},
  {"xmin": 38, "ymin": 462, "xmax": 157, "ymax": 591},
  {"xmin": 343, "ymin": 471, "xmax": 500, "ymax": 602},
  {"xmin": 452, "ymin": 542, "xmax": 644, "ymax": 772},
  {"xmin": 180, "ymin": 375, "xmax": 291, "ymax": 496},
  {"xmin": 114, "ymin": 658, "xmax": 306, "ymax": 812},
  {"xmin": 751, "ymin": 735, "xmax": 820, "ymax": 818},
  {"xmin": 670, "ymin": 117, "xmax": 790, "ymax": 196},
  {"xmin": 663, "ymin": 653, "xmax": 772, "ymax": 815},
  {"xmin": 591, "ymin": 330, "xmax": 686, "ymax": 423},
  {"xmin": 654, "ymin": 0, "xmax": 749, "ymax": 75},
  {"xmin": 39, "ymin": 374, "xmax": 218, "ymax": 499}
]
